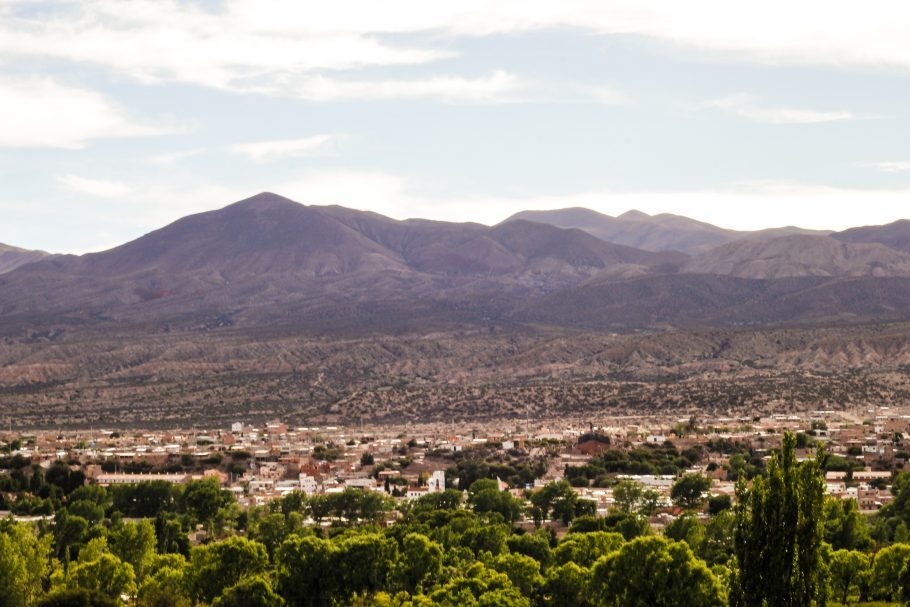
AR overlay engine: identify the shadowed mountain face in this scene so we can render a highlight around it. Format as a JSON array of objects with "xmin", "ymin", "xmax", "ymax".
[
  {"xmin": 2, "ymin": 193, "xmax": 910, "ymax": 336},
  {"xmin": 0, "ymin": 243, "xmax": 47, "ymax": 275},
  {"xmin": 505, "ymin": 207, "xmax": 828, "ymax": 254},
  {"xmin": 834, "ymin": 219, "xmax": 910, "ymax": 253},
  {"xmin": 0, "ymin": 193, "xmax": 683, "ymax": 328}
]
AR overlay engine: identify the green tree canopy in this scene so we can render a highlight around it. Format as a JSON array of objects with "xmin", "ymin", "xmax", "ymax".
[
  {"xmin": 188, "ymin": 536, "xmax": 268, "ymax": 603},
  {"xmin": 732, "ymin": 432, "xmax": 826, "ymax": 607},
  {"xmin": 590, "ymin": 536, "xmax": 725, "ymax": 607},
  {"xmin": 670, "ymin": 474, "xmax": 712, "ymax": 510}
]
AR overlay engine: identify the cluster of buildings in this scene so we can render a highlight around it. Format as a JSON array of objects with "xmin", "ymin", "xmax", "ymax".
[{"xmin": 1, "ymin": 404, "xmax": 908, "ymax": 521}]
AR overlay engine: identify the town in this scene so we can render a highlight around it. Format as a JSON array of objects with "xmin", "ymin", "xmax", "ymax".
[{"xmin": 3, "ymin": 403, "xmax": 904, "ymax": 529}]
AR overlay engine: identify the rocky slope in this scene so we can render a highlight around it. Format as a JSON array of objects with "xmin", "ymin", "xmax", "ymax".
[
  {"xmin": 0, "ymin": 243, "xmax": 47, "ymax": 275},
  {"xmin": 682, "ymin": 234, "xmax": 910, "ymax": 279}
]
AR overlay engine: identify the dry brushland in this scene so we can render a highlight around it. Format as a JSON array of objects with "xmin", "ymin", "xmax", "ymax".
[{"xmin": 2, "ymin": 322, "xmax": 910, "ymax": 429}]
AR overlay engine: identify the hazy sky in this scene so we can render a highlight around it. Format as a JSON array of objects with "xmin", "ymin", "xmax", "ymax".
[{"xmin": 3, "ymin": 1, "xmax": 910, "ymax": 253}]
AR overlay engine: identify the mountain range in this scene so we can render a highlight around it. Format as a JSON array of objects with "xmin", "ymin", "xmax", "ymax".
[
  {"xmin": 3, "ymin": 193, "xmax": 910, "ymax": 334},
  {"xmin": 506, "ymin": 207, "xmax": 829, "ymax": 254},
  {"xmin": 5, "ymin": 192, "xmax": 910, "ymax": 427}
]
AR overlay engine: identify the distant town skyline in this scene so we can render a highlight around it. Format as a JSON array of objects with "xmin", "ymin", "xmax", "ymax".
[{"xmin": 3, "ymin": 1, "xmax": 910, "ymax": 252}]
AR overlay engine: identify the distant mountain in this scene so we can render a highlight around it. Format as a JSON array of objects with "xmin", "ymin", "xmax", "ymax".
[
  {"xmin": 682, "ymin": 235, "xmax": 910, "ymax": 279},
  {"xmin": 5, "ymin": 194, "xmax": 910, "ymax": 427},
  {"xmin": 0, "ymin": 243, "xmax": 47, "ymax": 275},
  {"xmin": 3, "ymin": 194, "xmax": 910, "ymax": 337},
  {"xmin": 504, "ymin": 207, "xmax": 828, "ymax": 254},
  {"xmin": 517, "ymin": 273, "xmax": 910, "ymax": 329},
  {"xmin": 0, "ymin": 193, "xmax": 680, "ymax": 326},
  {"xmin": 834, "ymin": 219, "xmax": 910, "ymax": 253}
]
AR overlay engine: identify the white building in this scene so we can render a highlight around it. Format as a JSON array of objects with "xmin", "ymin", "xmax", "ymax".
[{"xmin": 427, "ymin": 470, "xmax": 446, "ymax": 493}]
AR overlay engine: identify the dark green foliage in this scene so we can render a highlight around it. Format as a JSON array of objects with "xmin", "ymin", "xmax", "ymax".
[
  {"xmin": 528, "ymin": 480, "xmax": 592, "ymax": 526},
  {"xmin": 212, "ymin": 576, "xmax": 285, "ymax": 607},
  {"xmin": 188, "ymin": 536, "xmax": 269, "ymax": 603},
  {"xmin": 36, "ymin": 590, "xmax": 118, "ymax": 607},
  {"xmin": 671, "ymin": 474, "xmax": 712, "ymax": 509},
  {"xmin": 111, "ymin": 481, "xmax": 180, "ymax": 518},
  {"xmin": 708, "ymin": 494, "xmax": 733, "ymax": 515},
  {"xmin": 823, "ymin": 498, "xmax": 872, "ymax": 551},
  {"xmin": 588, "ymin": 444, "xmax": 701, "ymax": 477},
  {"xmin": 591, "ymin": 536, "xmax": 725, "ymax": 607},
  {"xmin": 732, "ymin": 432, "xmax": 826, "ymax": 607}
]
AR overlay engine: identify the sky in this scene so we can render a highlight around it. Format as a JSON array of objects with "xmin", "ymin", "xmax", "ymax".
[{"xmin": 3, "ymin": 1, "xmax": 910, "ymax": 253}]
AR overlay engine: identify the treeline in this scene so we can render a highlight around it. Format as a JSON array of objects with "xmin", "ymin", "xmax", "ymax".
[{"xmin": 5, "ymin": 434, "xmax": 910, "ymax": 605}]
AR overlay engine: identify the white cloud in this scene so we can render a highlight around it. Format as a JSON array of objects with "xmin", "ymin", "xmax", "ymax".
[
  {"xmin": 57, "ymin": 174, "xmax": 133, "ymax": 198},
  {"xmin": 230, "ymin": 135, "xmax": 338, "ymax": 163},
  {"xmin": 705, "ymin": 95, "xmax": 854, "ymax": 124},
  {"xmin": 0, "ymin": 77, "xmax": 170, "ymax": 148},
  {"xmin": 145, "ymin": 148, "xmax": 206, "ymax": 166},
  {"xmin": 4, "ymin": 1, "xmax": 910, "ymax": 105},
  {"xmin": 0, "ymin": 1, "xmax": 450, "ymax": 93},
  {"xmin": 869, "ymin": 161, "xmax": 910, "ymax": 173},
  {"xmin": 291, "ymin": 71, "xmax": 522, "ymax": 103}
]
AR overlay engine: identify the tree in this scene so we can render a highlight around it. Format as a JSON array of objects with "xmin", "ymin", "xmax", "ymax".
[
  {"xmin": 708, "ymin": 495, "xmax": 732, "ymax": 516},
  {"xmin": 590, "ymin": 536, "xmax": 725, "ymax": 607},
  {"xmin": 491, "ymin": 552, "xmax": 544, "ymax": 596},
  {"xmin": 529, "ymin": 481, "xmax": 583, "ymax": 525},
  {"xmin": 611, "ymin": 481, "xmax": 643, "ymax": 514},
  {"xmin": 336, "ymin": 533, "xmax": 399, "ymax": 597},
  {"xmin": 540, "ymin": 562, "xmax": 593, "ymax": 607},
  {"xmin": 0, "ymin": 523, "xmax": 54, "ymax": 607},
  {"xmin": 670, "ymin": 474, "xmax": 711, "ymax": 510},
  {"xmin": 868, "ymin": 542, "xmax": 910, "ymax": 601},
  {"xmin": 700, "ymin": 510, "xmax": 736, "ymax": 566},
  {"xmin": 732, "ymin": 432, "xmax": 826, "ymax": 607},
  {"xmin": 664, "ymin": 513, "xmax": 705, "ymax": 553},
  {"xmin": 180, "ymin": 478, "xmax": 233, "ymax": 533},
  {"xmin": 638, "ymin": 489, "xmax": 663, "ymax": 516},
  {"xmin": 276, "ymin": 535, "xmax": 338, "ymax": 607},
  {"xmin": 36, "ymin": 589, "xmax": 118, "ymax": 607},
  {"xmin": 553, "ymin": 532, "xmax": 624, "ymax": 568},
  {"xmin": 506, "ymin": 532, "xmax": 553, "ymax": 568},
  {"xmin": 469, "ymin": 487, "xmax": 524, "ymax": 523},
  {"xmin": 154, "ymin": 513, "xmax": 190, "ymax": 556},
  {"xmin": 411, "ymin": 489, "xmax": 462, "ymax": 513},
  {"xmin": 822, "ymin": 498, "xmax": 872, "ymax": 551},
  {"xmin": 109, "ymin": 520, "xmax": 157, "ymax": 580},
  {"xmin": 254, "ymin": 512, "xmax": 303, "ymax": 558},
  {"xmin": 427, "ymin": 562, "xmax": 529, "ymax": 607},
  {"xmin": 827, "ymin": 549, "xmax": 869, "ymax": 605},
  {"xmin": 67, "ymin": 553, "xmax": 137, "ymax": 600},
  {"xmin": 395, "ymin": 533, "xmax": 443, "ymax": 593},
  {"xmin": 54, "ymin": 513, "xmax": 90, "ymax": 562},
  {"xmin": 111, "ymin": 482, "xmax": 179, "ymax": 518},
  {"xmin": 872, "ymin": 471, "xmax": 910, "ymax": 543},
  {"xmin": 187, "ymin": 536, "xmax": 268, "ymax": 603},
  {"xmin": 212, "ymin": 576, "xmax": 285, "ymax": 607},
  {"xmin": 137, "ymin": 562, "xmax": 191, "ymax": 607}
]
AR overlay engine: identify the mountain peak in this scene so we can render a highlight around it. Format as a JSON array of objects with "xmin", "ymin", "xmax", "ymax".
[
  {"xmin": 617, "ymin": 209, "xmax": 651, "ymax": 221},
  {"xmin": 229, "ymin": 192, "xmax": 302, "ymax": 212}
]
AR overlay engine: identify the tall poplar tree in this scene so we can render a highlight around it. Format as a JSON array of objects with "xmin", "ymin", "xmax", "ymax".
[{"xmin": 731, "ymin": 432, "xmax": 826, "ymax": 607}]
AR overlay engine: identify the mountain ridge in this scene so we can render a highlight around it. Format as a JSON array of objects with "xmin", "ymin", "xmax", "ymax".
[
  {"xmin": 505, "ymin": 207, "xmax": 831, "ymax": 254},
  {"xmin": 0, "ymin": 242, "xmax": 49, "ymax": 275}
]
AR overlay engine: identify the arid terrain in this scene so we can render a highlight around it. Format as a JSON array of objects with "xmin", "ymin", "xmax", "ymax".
[
  {"xmin": 3, "ymin": 321, "xmax": 910, "ymax": 428},
  {"xmin": 4, "ymin": 193, "xmax": 910, "ymax": 428}
]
